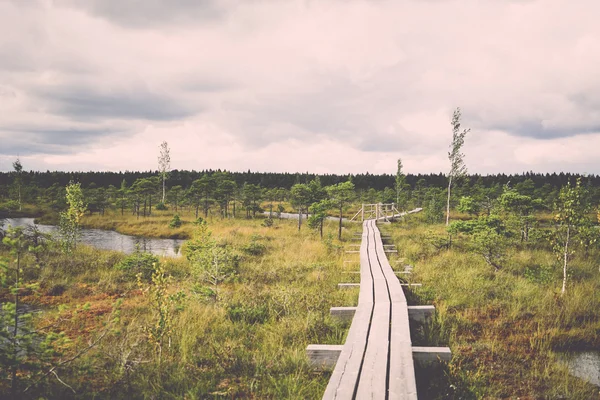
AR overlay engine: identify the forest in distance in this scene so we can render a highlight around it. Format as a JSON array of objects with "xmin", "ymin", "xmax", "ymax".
[{"xmin": 2, "ymin": 168, "xmax": 600, "ymax": 221}]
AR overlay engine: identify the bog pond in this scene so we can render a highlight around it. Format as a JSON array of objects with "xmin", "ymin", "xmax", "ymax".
[{"xmin": 2, "ymin": 218, "xmax": 184, "ymax": 257}]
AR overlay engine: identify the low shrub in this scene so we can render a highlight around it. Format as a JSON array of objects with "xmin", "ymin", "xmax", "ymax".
[
  {"xmin": 169, "ymin": 214, "xmax": 182, "ymax": 228},
  {"xmin": 226, "ymin": 302, "xmax": 270, "ymax": 324},
  {"xmin": 114, "ymin": 248, "xmax": 159, "ymax": 281}
]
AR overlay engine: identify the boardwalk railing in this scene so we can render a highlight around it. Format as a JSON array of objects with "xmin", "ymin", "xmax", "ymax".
[
  {"xmin": 350, "ymin": 205, "xmax": 423, "ymax": 222},
  {"xmin": 307, "ymin": 219, "xmax": 450, "ymax": 399}
]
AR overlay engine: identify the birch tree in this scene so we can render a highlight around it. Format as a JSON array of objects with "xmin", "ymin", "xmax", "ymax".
[
  {"xmin": 395, "ymin": 158, "xmax": 406, "ymax": 207},
  {"xmin": 446, "ymin": 108, "xmax": 469, "ymax": 225},
  {"xmin": 59, "ymin": 182, "xmax": 87, "ymax": 253},
  {"xmin": 12, "ymin": 158, "xmax": 23, "ymax": 211},
  {"xmin": 158, "ymin": 141, "xmax": 170, "ymax": 204},
  {"xmin": 552, "ymin": 178, "xmax": 587, "ymax": 295}
]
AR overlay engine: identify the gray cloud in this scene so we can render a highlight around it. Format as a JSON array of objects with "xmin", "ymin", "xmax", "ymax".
[
  {"xmin": 32, "ymin": 84, "xmax": 197, "ymax": 121},
  {"xmin": 0, "ymin": 127, "xmax": 126, "ymax": 156},
  {"xmin": 54, "ymin": 0, "xmax": 227, "ymax": 28},
  {"xmin": 490, "ymin": 120, "xmax": 600, "ymax": 140}
]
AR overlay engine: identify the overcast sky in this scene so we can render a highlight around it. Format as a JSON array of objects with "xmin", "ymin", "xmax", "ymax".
[{"xmin": 1, "ymin": 0, "xmax": 599, "ymax": 175}]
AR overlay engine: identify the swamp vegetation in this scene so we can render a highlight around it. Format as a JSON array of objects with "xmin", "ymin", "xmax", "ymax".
[{"xmin": 1, "ymin": 170, "xmax": 600, "ymax": 398}]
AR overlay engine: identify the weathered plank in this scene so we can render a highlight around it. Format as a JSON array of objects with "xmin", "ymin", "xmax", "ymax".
[
  {"xmin": 316, "ymin": 219, "xmax": 441, "ymax": 400},
  {"xmin": 307, "ymin": 344, "xmax": 343, "ymax": 369},
  {"xmin": 412, "ymin": 346, "xmax": 452, "ymax": 363},
  {"xmin": 330, "ymin": 305, "xmax": 435, "ymax": 323},
  {"xmin": 370, "ymin": 221, "xmax": 418, "ymax": 399},
  {"xmin": 355, "ymin": 221, "xmax": 390, "ymax": 398},
  {"xmin": 338, "ymin": 283, "xmax": 360, "ymax": 289}
]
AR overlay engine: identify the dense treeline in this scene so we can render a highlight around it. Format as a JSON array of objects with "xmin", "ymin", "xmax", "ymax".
[
  {"xmin": 2, "ymin": 169, "xmax": 600, "ymax": 191},
  {"xmin": 3, "ymin": 168, "xmax": 600, "ymax": 229}
]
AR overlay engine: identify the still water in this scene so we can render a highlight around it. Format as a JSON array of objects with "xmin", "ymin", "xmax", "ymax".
[
  {"xmin": 2, "ymin": 218, "xmax": 184, "ymax": 257},
  {"xmin": 558, "ymin": 351, "xmax": 600, "ymax": 387}
]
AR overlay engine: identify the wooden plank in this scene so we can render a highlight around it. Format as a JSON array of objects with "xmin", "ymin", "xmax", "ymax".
[
  {"xmin": 371, "ymin": 220, "xmax": 418, "ymax": 399},
  {"xmin": 358, "ymin": 221, "xmax": 374, "ymax": 305},
  {"xmin": 307, "ymin": 344, "xmax": 344, "ymax": 369},
  {"xmin": 322, "ymin": 219, "xmax": 421, "ymax": 399},
  {"xmin": 412, "ymin": 347, "xmax": 452, "ymax": 363},
  {"xmin": 356, "ymin": 220, "xmax": 391, "ymax": 398},
  {"xmin": 338, "ymin": 283, "xmax": 360, "ymax": 289},
  {"xmin": 355, "ymin": 301, "xmax": 390, "ymax": 398},
  {"xmin": 330, "ymin": 305, "xmax": 434, "ymax": 323},
  {"xmin": 389, "ymin": 304, "xmax": 418, "ymax": 399},
  {"xmin": 322, "ymin": 304, "xmax": 372, "ymax": 399},
  {"xmin": 323, "ymin": 220, "xmax": 375, "ymax": 399},
  {"xmin": 330, "ymin": 306, "xmax": 357, "ymax": 321},
  {"xmin": 407, "ymin": 305, "xmax": 435, "ymax": 323}
]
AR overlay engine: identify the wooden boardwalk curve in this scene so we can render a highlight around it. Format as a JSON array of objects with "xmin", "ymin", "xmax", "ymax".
[{"xmin": 325, "ymin": 219, "xmax": 417, "ymax": 399}]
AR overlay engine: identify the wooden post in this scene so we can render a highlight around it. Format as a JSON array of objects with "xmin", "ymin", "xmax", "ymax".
[{"xmin": 361, "ymin": 204, "xmax": 364, "ymax": 222}]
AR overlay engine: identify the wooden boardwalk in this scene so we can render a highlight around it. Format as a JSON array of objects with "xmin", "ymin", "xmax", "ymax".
[{"xmin": 307, "ymin": 219, "xmax": 450, "ymax": 399}]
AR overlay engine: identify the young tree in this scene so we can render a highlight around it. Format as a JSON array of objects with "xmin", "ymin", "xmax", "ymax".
[
  {"xmin": 158, "ymin": 141, "xmax": 171, "ymax": 204},
  {"xmin": 241, "ymin": 183, "xmax": 263, "ymax": 218},
  {"xmin": 327, "ymin": 180, "xmax": 355, "ymax": 240},
  {"xmin": 448, "ymin": 215, "xmax": 508, "ymax": 271},
  {"xmin": 395, "ymin": 158, "xmax": 406, "ymax": 207},
  {"xmin": 185, "ymin": 221, "xmax": 237, "ymax": 301},
  {"xmin": 118, "ymin": 179, "xmax": 129, "ymax": 216},
  {"xmin": 552, "ymin": 178, "xmax": 588, "ymax": 295},
  {"xmin": 457, "ymin": 196, "xmax": 481, "ymax": 217},
  {"xmin": 499, "ymin": 189, "xmax": 543, "ymax": 242},
  {"xmin": 59, "ymin": 182, "xmax": 87, "ymax": 253},
  {"xmin": 168, "ymin": 185, "xmax": 183, "ymax": 213},
  {"xmin": 1, "ymin": 227, "xmax": 70, "ymax": 395},
  {"xmin": 446, "ymin": 108, "xmax": 469, "ymax": 225},
  {"xmin": 308, "ymin": 199, "xmax": 332, "ymax": 238},
  {"xmin": 290, "ymin": 183, "xmax": 311, "ymax": 231},
  {"xmin": 12, "ymin": 158, "xmax": 23, "ymax": 211}
]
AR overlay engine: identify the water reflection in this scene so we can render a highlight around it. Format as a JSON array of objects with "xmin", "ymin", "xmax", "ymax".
[{"xmin": 2, "ymin": 218, "xmax": 184, "ymax": 257}]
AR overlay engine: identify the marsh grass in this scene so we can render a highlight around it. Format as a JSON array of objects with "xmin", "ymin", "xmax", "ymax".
[
  {"xmin": 384, "ymin": 220, "xmax": 600, "ymax": 399},
  {"xmin": 0, "ymin": 215, "xmax": 361, "ymax": 398}
]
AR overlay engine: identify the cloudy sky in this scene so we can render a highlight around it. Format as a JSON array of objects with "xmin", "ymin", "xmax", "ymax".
[{"xmin": 1, "ymin": 0, "xmax": 599, "ymax": 175}]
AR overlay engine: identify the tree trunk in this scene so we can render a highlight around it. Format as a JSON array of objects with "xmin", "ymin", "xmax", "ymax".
[
  {"xmin": 298, "ymin": 208, "xmax": 302, "ymax": 231},
  {"xmin": 561, "ymin": 225, "xmax": 570, "ymax": 295},
  {"xmin": 162, "ymin": 176, "xmax": 166, "ymax": 203},
  {"xmin": 446, "ymin": 176, "xmax": 452, "ymax": 226},
  {"xmin": 320, "ymin": 220, "xmax": 323, "ymax": 239},
  {"xmin": 338, "ymin": 205, "xmax": 343, "ymax": 240}
]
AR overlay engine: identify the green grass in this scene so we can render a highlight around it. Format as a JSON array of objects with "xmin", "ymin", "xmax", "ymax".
[
  {"xmin": 0, "ymin": 216, "xmax": 361, "ymax": 398},
  {"xmin": 384, "ymin": 217, "xmax": 600, "ymax": 399},
  {"xmin": 4, "ymin": 210, "xmax": 599, "ymax": 398}
]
